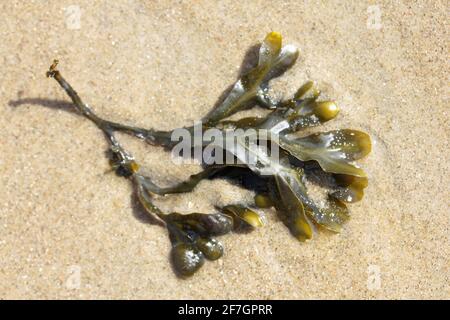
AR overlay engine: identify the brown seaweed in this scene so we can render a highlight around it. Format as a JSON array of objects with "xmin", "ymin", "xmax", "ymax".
[{"xmin": 43, "ymin": 32, "xmax": 371, "ymax": 277}]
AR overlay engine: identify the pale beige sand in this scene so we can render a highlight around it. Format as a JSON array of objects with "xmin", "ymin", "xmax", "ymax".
[{"xmin": 0, "ymin": 1, "xmax": 448, "ymax": 299}]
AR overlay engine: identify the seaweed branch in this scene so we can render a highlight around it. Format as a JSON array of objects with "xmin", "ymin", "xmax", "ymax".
[{"xmin": 42, "ymin": 32, "xmax": 371, "ymax": 277}]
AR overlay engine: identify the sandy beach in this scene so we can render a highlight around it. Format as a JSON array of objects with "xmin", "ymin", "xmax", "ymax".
[{"xmin": 0, "ymin": 1, "xmax": 448, "ymax": 299}]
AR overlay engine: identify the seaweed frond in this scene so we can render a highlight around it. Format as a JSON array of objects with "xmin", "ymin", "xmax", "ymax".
[{"xmin": 42, "ymin": 32, "xmax": 371, "ymax": 277}]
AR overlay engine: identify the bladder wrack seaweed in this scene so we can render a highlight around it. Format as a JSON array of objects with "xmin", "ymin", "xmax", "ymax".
[{"xmin": 44, "ymin": 32, "xmax": 371, "ymax": 277}]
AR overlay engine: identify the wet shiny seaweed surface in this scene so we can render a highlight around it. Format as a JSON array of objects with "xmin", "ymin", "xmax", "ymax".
[{"xmin": 44, "ymin": 32, "xmax": 371, "ymax": 277}]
